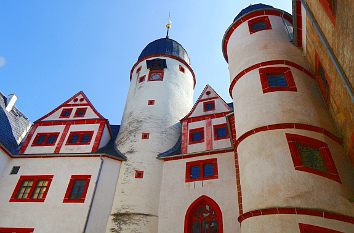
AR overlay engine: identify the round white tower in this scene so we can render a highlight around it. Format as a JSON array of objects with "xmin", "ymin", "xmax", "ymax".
[
  {"xmin": 223, "ymin": 4, "xmax": 354, "ymax": 233},
  {"xmin": 107, "ymin": 37, "xmax": 195, "ymax": 232}
]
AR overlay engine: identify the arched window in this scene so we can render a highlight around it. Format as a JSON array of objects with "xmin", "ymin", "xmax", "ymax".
[{"xmin": 184, "ymin": 195, "xmax": 223, "ymax": 233}]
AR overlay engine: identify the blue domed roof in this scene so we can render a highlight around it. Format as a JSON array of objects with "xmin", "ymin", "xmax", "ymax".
[
  {"xmin": 233, "ymin": 3, "xmax": 274, "ymax": 22},
  {"xmin": 138, "ymin": 38, "xmax": 190, "ymax": 64}
]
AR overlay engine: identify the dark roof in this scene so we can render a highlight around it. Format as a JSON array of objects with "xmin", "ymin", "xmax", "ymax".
[
  {"xmin": 138, "ymin": 38, "xmax": 190, "ymax": 64},
  {"xmin": 234, "ymin": 3, "xmax": 274, "ymax": 22},
  {"xmin": 157, "ymin": 123, "xmax": 182, "ymax": 158},
  {"xmin": 227, "ymin": 102, "xmax": 234, "ymax": 111},
  {"xmin": 97, "ymin": 125, "xmax": 126, "ymax": 160},
  {"xmin": 0, "ymin": 92, "xmax": 31, "ymax": 154}
]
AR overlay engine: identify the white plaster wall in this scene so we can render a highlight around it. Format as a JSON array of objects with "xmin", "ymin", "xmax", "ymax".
[
  {"xmin": 0, "ymin": 149, "xmax": 11, "ymax": 177},
  {"xmin": 158, "ymin": 152, "xmax": 239, "ymax": 233},
  {"xmin": 0, "ymin": 156, "xmax": 120, "ymax": 233},
  {"xmin": 189, "ymin": 98, "xmax": 230, "ymax": 118},
  {"xmin": 237, "ymin": 129, "xmax": 354, "ymax": 215},
  {"xmin": 241, "ymin": 214, "xmax": 354, "ymax": 233},
  {"xmin": 227, "ymin": 15, "xmax": 307, "ymax": 80},
  {"xmin": 24, "ymin": 125, "xmax": 66, "ymax": 154},
  {"xmin": 107, "ymin": 56, "xmax": 194, "ymax": 232},
  {"xmin": 59, "ymin": 123, "xmax": 100, "ymax": 154},
  {"xmin": 211, "ymin": 117, "xmax": 232, "ymax": 150},
  {"xmin": 232, "ymin": 67, "xmax": 336, "ymax": 136},
  {"xmin": 187, "ymin": 121, "xmax": 206, "ymax": 153},
  {"xmin": 98, "ymin": 125, "xmax": 111, "ymax": 149}
]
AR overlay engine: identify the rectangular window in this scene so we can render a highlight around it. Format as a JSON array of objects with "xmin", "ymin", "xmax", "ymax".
[
  {"xmin": 74, "ymin": 108, "xmax": 87, "ymax": 118},
  {"xmin": 286, "ymin": 133, "xmax": 341, "ymax": 183},
  {"xmin": 213, "ymin": 123, "xmax": 230, "ymax": 140},
  {"xmin": 147, "ymin": 99, "xmax": 155, "ymax": 105},
  {"xmin": 136, "ymin": 66, "xmax": 142, "ymax": 73},
  {"xmin": 32, "ymin": 132, "xmax": 59, "ymax": 146},
  {"xmin": 189, "ymin": 127, "xmax": 205, "ymax": 144},
  {"xmin": 60, "ymin": 108, "xmax": 73, "ymax": 118},
  {"xmin": 315, "ymin": 54, "xmax": 330, "ymax": 102},
  {"xmin": 203, "ymin": 100, "xmax": 215, "ymax": 112},
  {"xmin": 179, "ymin": 65, "xmax": 185, "ymax": 73},
  {"xmin": 248, "ymin": 16, "xmax": 272, "ymax": 34},
  {"xmin": 138, "ymin": 75, "xmax": 146, "ymax": 83},
  {"xmin": 148, "ymin": 70, "xmax": 164, "ymax": 81},
  {"xmin": 186, "ymin": 158, "xmax": 218, "ymax": 182},
  {"xmin": 10, "ymin": 175, "xmax": 53, "ymax": 202},
  {"xmin": 135, "ymin": 170, "xmax": 144, "ymax": 179},
  {"xmin": 63, "ymin": 175, "xmax": 91, "ymax": 203},
  {"xmin": 259, "ymin": 67, "xmax": 297, "ymax": 93},
  {"xmin": 66, "ymin": 131, "xmax": 94, "ymax": 145},
  {"xmin": 142, "ymin": 133, "xmax": 150, "ymax": 139}
]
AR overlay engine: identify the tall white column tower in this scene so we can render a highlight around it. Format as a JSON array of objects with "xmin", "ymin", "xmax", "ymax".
[{"xmin": 106, "ymin": 37, "xmax": 195, "ymax": 232}]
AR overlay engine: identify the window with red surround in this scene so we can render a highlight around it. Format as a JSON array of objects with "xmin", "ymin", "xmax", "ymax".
[
  {"xmin": 299, "ymin": 223, "xmax": 342, "ymax": 233},
  {"xmin": 74, "ymin": 108, "xmax": 87, "ymax": 118},
  {"xmin": 10, "ymin": 175, "xmax": 53, "ymax": 202},
  {"xmin": 319, "ymin": 0, "xmax": 336, "ymax": 24},
  {"xmin": 142, "ymin": 133, "xmax": 150, "ymax": 139},
  {"xmin": 0, "ymin": 228, "xmax": 35, "ymax": 233},
  {"xmin": 203, "ymin": 100, "xmax": 215, "ymax": 112},
  {"xmin": 147, "ymin": 99, "xmax": 155, "ymax": 105},
  {"xmin": 286, "ymin": 133, "xmax": 341, "ymax": 183},
  {"xmin": 66, "ymin": 131, "xmax": 94, "ymax": 145},
  {"xmin": 148, "ymin": 70, "xmax": 164, "ymax": 81},
  {"xmin": 135, "ymin": 170, "xmax": 144, "ymax": 178},
  {"xmin": 248, "ymin": 16, "xmax": 272, "ymax": 34},
  {"xmin": 186, "ymin": 158, "xmax": 218, "ymax": 182},
  {"xmin": 259, "ymin": 67, "xmax": 297, "ymax": 93},
  {"xmin": 179, "ymin": 65, "xmax": 185, "ymax": 73},
  {"xmin": 63, "ymin": 175, "xmax": 91, "ymax": 203},
  {"xmin": 138, "ymin": 75, "xmax": 146, "ymax": 83},
  {"xmin": 189, "ymin": 127, "xmax": 204, "ymax": 144},
  {"xmin": 136, "ymin": 66, "xmax": 142, "ymax": 73},
  {"xmin": 315, "ymin": 53, "xmax": 330, "ymax": 102},
  {"xmin": 213, "ymin": 123, "xmax": 230, "ymax": 140},
  {"xmin": 32, "ymin": 132, "xmax": 59, "ymax": 146},
  {"xmin": 59, "ymin": 108, "xmax": 73, "ymax": 118}
]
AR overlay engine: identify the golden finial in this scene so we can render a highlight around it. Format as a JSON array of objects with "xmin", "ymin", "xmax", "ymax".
[{"xmin": 166, "ymin": 12, "xmax": 172, "ymax": 38}]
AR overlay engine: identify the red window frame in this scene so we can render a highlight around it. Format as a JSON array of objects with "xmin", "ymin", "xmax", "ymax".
[
  {"xmin": 136, "ymin": 66, "xmax": 142, "ymax": 73},
  {"xmin": 179, "ymin": 65, "xmax": 185, "ymax": 73},
  {"xmin": 286, "ymin": 133, "xmax": 341, "ymax": 183},
  {"xmin": 31, "ymin": 132, "xmax": 60, "ymax": 146},
  {"xmin": 248, "ymin": 16, "xmax": 272, "ymax": 34},
  {"xmin": 319, "ymin": 0, "xmax": 336, "ymax": 24},
  {"xmin": 10, "ymin": 175, "xmax": 53, "ymax": 202},
  {"xmin": 259, "ymin": 66, "xmax": 297, "ymax": 93},
  {"xmin": 148, "ymin": 70, "xmax": 164, "ymax": 81},
  {"xmin": 135, "ymin": 170, "xmax": 144, "ymax": 178},
  {"xmin": 189, "ymin": 127, "xmax": 205, "ymax": 144},
  {"xmin": 0, "ymin": 228, "xmax": 35, "ymax": 233},
  {"xmin": 185, "ymin": 158, "xmax": 218, "ymax": 182},
  {"xmin": 59, "ymin": 108, "xmax": 73, "ymax": 118},
  {"xmin": 63, "ymin": 175, "xmax": 91, "ymax": 203},
  {"xmin": 73, "ymin": 108, "xmax": 87, "ymax": 118},
  {"xmin": 213, "ymin": 123, "xmax": 230, "ymax": 140},
  {"xmin": 142, "ymin": 133, "xmax": 150, "ymax": 139},
  {"xmin": 315, "ymin": 53, "xmax": 330, "ymax": 102},
  {"xmin": 147, "ymin": 99, "xmax": 155, "ymax": 105},
  {"xmin": 66, "ymin": 131, "xmax": 94, "ymax": 145},
  {"xmin": 138, "ymin": 75, "xmax": 146, "ymax": 83},
  {"xmin": 299, "ymin": 223, "xmax": 342, "ymax": 233},
  {"xmin": 203, "ymin": 100, "xmax": 215, "ymax": 112}
]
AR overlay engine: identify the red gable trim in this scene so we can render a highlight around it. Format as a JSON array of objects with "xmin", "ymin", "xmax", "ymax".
[
  {"xmin": 37, "ymin": 91, "xmax": 105, "ymax": 122},
  {"xmin": 129, "ymin": 54, "xmax": 196, "ymax": 88},
  {"xmin": 92, "ymin": 122, "xmax": 106, "ymax": 152},
  {"xmin": 12, "ymin": 154, "xmax": 123, "ymax": 162}
]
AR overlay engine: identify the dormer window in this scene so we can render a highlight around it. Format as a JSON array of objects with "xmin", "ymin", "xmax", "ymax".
[
  {"xmin": 74, "ymin": 108, "xmax": 87, "ymax": 118},
  {"xmin": 60, "ymin": 108, "xmax": 73, "ymax": 118},
  {"xmin": 189, "ymin": 128, "xmax": 204, "ymax": 144},
  {"xmin": 32, "ymin": 133, "xmax": 59, "ymax": 146},
  {"xmin": 66, "ymin": 131, "xmax": 94, "ymax": 145},
  {"xmin": 203, "ymin": 101, "xmax": 215, "ymax": 112},
  {"xmin": 214, "ymin": 123, "xmax": 230, "ymax": 140}
]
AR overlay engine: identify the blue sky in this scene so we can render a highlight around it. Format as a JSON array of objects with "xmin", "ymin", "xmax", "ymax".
[{"xmin": 0, "ymin": 0, "xmax": 292, "ymax": 124}]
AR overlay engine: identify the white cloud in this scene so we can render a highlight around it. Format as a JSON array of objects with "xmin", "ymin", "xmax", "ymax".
[{"xmin": 0, "ymin": 56, "xmax": 6, "ymax": 68}]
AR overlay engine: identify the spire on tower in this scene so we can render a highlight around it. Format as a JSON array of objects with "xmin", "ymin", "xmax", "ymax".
[{"xmin": 166, "ymin": 12, "xmax": 172, "ymax": 38}]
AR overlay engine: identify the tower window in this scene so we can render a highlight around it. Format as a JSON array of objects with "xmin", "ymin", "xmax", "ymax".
[
  {"xmin": 142, "ymin": 133, "xmax": 150, "ymax": 139},
  {"xmin": 66, "ymin": 131, "xmax": 94, "ymax": 145},
  {"xmin": 74, "ymin": 108, "xmax": 87, "ymax": 118},
  {"xmin": 203, "ymin": 100, "xmax": 215, "ymax": 112},
  {"xmin": 60, "ymin": 108, "xmax": 73, "ymax": 118},
  {"xmin": 316, "ymin": 54, "xmax": 330, "ymax": 102},
  {"xmin": 213, "ymin": 123, "xmax": 229, "ymax": 140},
  {"xmin": 186, "ymin": 158, "xmax": 218, "ymax": 182},
  {"xmin": 10, "ymin": 175, "xmax": 53, "ymax": 202},
  {"xmin": 147, "ymin": 99, "xmax": 155, "ymax": 105},
  {"xmin": 146, "ymin": 58, "xmax": 167, "ymax": 70},
  {"xmin": 63, "ymin": 175, "xmax": 91, "ymax": 203},
  {"xmin": 138, "ymin": 75, "xmax": 146, "ymax": 83},
  {"xmin": 136, "ymin": 66, "xmax": 142, "ymax": 73},
  {"xmin": 189, "ymin": 128, "xmax": 204, "ymax": 144},
  {"xmin": 148, "ymin": 70, "xmax": 164, "ymax": 81},
  {"xmin": 135, "ymin": 170, "xmax": 144, "ymax": 179},
  {"xmin": 259, "ymin": 67, "xmax": 297, "ymax": 93},
  {"xmin": 248, "ymin": 16, "xmax": 272, "ymax": 34},
  {"xmin": 179, "ymin": 65, "xmax": 185, "ymax": 73},
  {"xmin": 286, "ymin": 133, "xmax": 341, "ymax": 183},
  {"xmin": 10, "ymin": 166, "xmax": 20, "ymax": 175},
  {"xmin": 32, "ymin": 133, "xmax": 59, "ymax": 146}
]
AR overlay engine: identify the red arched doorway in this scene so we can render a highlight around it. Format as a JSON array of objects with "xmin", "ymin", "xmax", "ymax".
[{"xmin": 184, "ymin": 195, "xmax": 223, "ymax": 233}]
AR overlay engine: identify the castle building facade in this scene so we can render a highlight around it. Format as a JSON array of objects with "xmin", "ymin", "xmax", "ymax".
[{"xmin": 0, "ymin": 2, "xmax": 353, "ymax": 233}]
